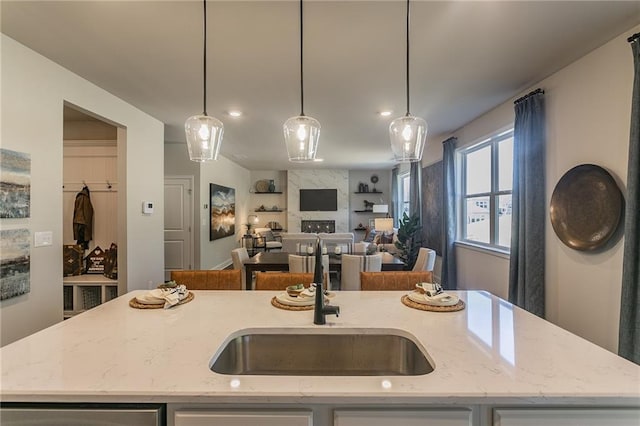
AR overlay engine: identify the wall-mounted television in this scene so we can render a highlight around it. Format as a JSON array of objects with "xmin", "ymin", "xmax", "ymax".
[{"xmin": 299, "ymin": 189, "xmax": 337, "ymax": 211}]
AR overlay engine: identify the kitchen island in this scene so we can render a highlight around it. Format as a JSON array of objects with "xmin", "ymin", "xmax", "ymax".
[{"xmin": 1, "ymin": 290, "xmax": 638, "ymax": 425}]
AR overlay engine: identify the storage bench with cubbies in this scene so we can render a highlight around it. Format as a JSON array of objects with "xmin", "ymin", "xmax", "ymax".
[{"xmin": 63, "ymin": 275, "xmax": 118, "ymax": 319}]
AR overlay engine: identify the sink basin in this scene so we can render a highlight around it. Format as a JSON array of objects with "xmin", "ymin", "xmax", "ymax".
[{"xmin": 210, "ymin": 329, "xmax": 434, "ymax": 376}]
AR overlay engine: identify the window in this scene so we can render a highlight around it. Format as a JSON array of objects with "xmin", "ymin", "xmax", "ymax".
[
  {"xmin": 460, "ymin": 129, "xmax": 513, "ymax": 250},
  {"xmin": 399, "ymin": 171, "xmax": 410, "ymax": 218}
]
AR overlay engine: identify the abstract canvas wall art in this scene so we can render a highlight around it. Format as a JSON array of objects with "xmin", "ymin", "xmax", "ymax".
[
  {"xmin": 0, "ymin": 149, "xmax": 31, "ymax": 218},
  {"xmin": 210, "ymin": 184, "xmax": 235, "ymax": 241},
  {"xmin": 422, "ymin": 161, "xmax": 443, "ymax": 256},
  {"xmin": 1, "ymin": 228, "xmax": 30, "ymax": 300}
]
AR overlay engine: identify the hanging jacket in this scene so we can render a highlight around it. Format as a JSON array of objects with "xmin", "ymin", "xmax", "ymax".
[{"xmin": 73, "ymin": 186, "xmax": 94, "ymax": 246}]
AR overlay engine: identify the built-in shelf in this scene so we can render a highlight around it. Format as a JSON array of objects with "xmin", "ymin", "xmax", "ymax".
[
  {"xmin": 255, "ymin": 209, "xmax": 284, "ymax": 213},
  {"xmin": 254, "ymin": 191, "xmax": 283, "ymax": 194},
  {"xmin": 354, "ymin": 191, "xmax": 383, "ymax": 194},
  {"xmin": 354, "ymin": 210, "xmax": 384, "ymax": 213}
]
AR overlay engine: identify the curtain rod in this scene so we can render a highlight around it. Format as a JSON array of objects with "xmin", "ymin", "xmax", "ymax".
[
  {"xmin": 441, "ymin": 136, "xmax": 458, "ymax": 145},
  {"xmin": 514, "ymin": 88, "xmax": 544, "ymax": 105},
  {"xmin": 628, "ymin": 32, "xmax": 640, "ymax": 43}
]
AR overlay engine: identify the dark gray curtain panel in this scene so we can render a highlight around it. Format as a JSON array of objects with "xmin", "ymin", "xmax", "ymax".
[
  {"xmin": 508, "ymin": 89, "xmax": 546, "ymax": 318},
  {"xmin": 619, "ymin": 33, "xmax": 640, "ymax": 365},
  {"xmin": 391, "ymin": 166, "xmax": 399, "ymax": 228},
  {"xmin": 441, "ymin": 137, "xmax": 457, "ymax": 290},
  {"xmin": 409, "ymin": 161, "xmax": 423, "ymax": 228}
]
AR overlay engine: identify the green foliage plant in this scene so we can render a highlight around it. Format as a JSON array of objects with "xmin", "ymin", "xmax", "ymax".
[{"xmin": 394, "ymin": 212, "xmax": 422, "ymax": 270}]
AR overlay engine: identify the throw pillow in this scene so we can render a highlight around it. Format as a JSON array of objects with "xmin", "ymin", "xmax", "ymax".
[
  {"xmin": 380, "ymin": 233, "xmax": 394, "ymax": 244},
  {"xmin": 364, "ymin": 229, "xmax": 376, "ymax": 243},
  {"xmin": 259, "ymin": 230, "xmax": 274, "ymax": 242}
]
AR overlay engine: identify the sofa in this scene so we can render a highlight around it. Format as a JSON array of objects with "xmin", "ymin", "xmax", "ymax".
[
  {"xmin": 280, "ymin": 232, "xmax": 320, "ymax": 253},
  {"xmin": 280, "ymin": 232, "xmax": 355, "ymax": 254},
  {"xmin": 362, "ymin": 227, "xmax": 400, "ymax": 254}
]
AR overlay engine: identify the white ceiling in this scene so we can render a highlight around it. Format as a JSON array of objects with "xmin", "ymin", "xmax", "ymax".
[{"xmin": 2, "ymin": 1, "xmax": 639, "ymax": 170}]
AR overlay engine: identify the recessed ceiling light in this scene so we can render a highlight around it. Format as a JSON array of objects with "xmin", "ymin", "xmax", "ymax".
[
  {"xmin": 228, "ymin": 110, "xmax": 242, "ymax": 117},
  {"xmin": 379, "ymin": 111, "xmax": 392, "ymax": 117},
  {"xmin": 313, "ymin": 158, "xmax": 324, "ymax": 162}
]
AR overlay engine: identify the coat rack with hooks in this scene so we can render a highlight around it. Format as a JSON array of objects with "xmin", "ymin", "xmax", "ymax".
[{"xmin": 62, "ymin": 180, "xmax": 117, "ymax": 193}]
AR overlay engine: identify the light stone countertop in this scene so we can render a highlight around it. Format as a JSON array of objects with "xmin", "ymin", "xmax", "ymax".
[{"xmin": 1, "ymin": 290, "xmax": 638, "ymax": 405}]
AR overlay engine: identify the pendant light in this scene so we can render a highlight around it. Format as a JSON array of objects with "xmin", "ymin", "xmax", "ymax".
[
  {"xmin": 185, "ymin": 0, "xmax": 224, "ymax": 162},
  {"xmin": 283, "ymin": 0, "xmax": 320, "ymax": 162},
  {"xmin": 389, "ymin": 0, "xmax": 427, "ymax": 163}
]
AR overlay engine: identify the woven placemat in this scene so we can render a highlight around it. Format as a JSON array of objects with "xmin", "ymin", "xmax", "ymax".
[
  {"xmin": 271, "ymin": 296, "xmax": 314, "ymax": 311},
  {"xmin": 401, "ymin": 294, "xmax": 465, "ymax": 312},
  {"xmin": 129, "ymin": 291, "xmax": 195, "ymax": 309}
]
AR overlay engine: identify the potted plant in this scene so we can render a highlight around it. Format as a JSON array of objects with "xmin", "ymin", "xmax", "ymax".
[{"xmin": 394, "ymin": 212, "xmax": 421, "ymax": 270}]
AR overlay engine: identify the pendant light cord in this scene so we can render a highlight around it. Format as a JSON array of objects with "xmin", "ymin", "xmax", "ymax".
[
  {"xmin": 299, "ymin": 0, "xmax": 305, "ymax": 116},
  {"xmin": 203, "ymin": 0, "xmax": 208, "ymax": 116},
  {"xmin": 405, "ymin": 0, "xmax": 410, "ymax": 117}
]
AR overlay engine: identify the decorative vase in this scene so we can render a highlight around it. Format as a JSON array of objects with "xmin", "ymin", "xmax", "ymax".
[{"xmin": 268, "ymin": 180, "xmax": 276, "ymax": 192}]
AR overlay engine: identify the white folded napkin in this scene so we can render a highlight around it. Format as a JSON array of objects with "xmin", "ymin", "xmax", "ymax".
[
  {"xmin": 136, "ymin": 285, "xmax": 188, "ymax": 309},
  {"xmin": 411, "ymin": 283, "xmax": 459, "ymax": 306},
  {"xmin": 408, "ymin": 290, "xmax": 459, "ymax": 306}
]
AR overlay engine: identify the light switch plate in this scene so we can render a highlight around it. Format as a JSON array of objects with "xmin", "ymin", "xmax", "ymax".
[{"xmin": 34, "ymin": 231, "xmax": 53, "ymax": 247}]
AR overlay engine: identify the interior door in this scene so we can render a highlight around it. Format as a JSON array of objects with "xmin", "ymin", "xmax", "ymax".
[{"xmin": 164, "ymin": 177, "xmax": 193, "ymax": 281}]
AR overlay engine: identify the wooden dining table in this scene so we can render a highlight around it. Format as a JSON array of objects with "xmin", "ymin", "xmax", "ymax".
[{"xmin": 242, "ymin": 251, "xmax": 405, "ymax": 290}]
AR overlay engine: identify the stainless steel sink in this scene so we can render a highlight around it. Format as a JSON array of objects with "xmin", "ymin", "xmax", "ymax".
[{"xmin": 210, "ymin": 330, "xmax": 434, "ymax": 376}]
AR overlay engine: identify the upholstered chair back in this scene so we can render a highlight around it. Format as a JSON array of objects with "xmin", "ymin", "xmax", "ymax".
[
  {"xmin": 360, "ymin": 271, "xmax": 434, "ymax": 291},
  {"xmin": 288, "ymin": 254, "xmax": 331, "ymax": 289},
  {"xmin": 170, "ymin": 269, "xmax": 242, "ymax": 290},
  {"xmin": 413, "ymin": 248, "xmax": 436, "ymax": 272},
  {"xmin": 230, "ymin": 247, "xmax": 249, "ymax": 288},
  {"xmin": 340, "ymin": 254, "xmax": 382, "ymax": 291}
]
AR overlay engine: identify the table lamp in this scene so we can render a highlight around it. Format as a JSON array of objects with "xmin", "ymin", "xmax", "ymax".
[
  {"xmin": 246, "ymin": 214, "xmax": 259, "ymax": 234},
  {"xmin": 374, "ymin": 218, "xmax": 394, "ymax": 234}
]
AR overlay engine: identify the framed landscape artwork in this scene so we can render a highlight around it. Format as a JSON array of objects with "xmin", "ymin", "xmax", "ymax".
[
  {"xmin": 0, "ymin": 148, "xmax": 31, "ymax": 218},
  {"xmin": 0, "ymin": 228, "xmax": 30, "ymax": 300},
  {"xmin": 422, "ymin": 161, "xmax": 443, "ymax": 255},
  {"xmin": 210, "ymin": 183, "xmax": 235, "ymax": 241}
]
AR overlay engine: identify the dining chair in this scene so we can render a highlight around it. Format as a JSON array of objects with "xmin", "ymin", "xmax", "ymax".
[
  {"xmin": 340, "ymin": 254, "xmax": 382, "ymax": 291},
  {"xmin": 288, "ymin": 254, "xmax": 331, "ymax": 289},
  {"xmin": 254, "ymin": 272, "xmax": 314, "ymax": 290},
  {"xmin": 413, "ymin": 248, "xmax": 436, "ymax": 272},
  {"xmin": 360, "ymin": 271, "xmax": 434, "ymax": 291},
  {"xmin": 170, "ymin": 269, "xmax": 242, "ymax": 290},
  {"xmin": 231, "ymin": 247, "xmax": 250, "ymax": 289}
]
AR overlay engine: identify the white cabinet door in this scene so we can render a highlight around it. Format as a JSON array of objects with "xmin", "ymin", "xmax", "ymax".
[
  {"xmin": 334, "ymin": 409, "xmax": 472, "ymax": 426},
  {"xmin": 493, "ymin": 408, "xmax": 640, "ymax": 426},
  {"xmin": 175, "ymin": 410, "xmax": 312, "ymax": 426}
]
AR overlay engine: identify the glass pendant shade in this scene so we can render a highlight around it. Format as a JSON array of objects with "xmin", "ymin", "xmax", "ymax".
[
  {"xmin": 389, "ymin": 114, "xmax": 427, "ymax": 162},
  {"xmin": 283, "ymin": 115, "xmax": 320, "ymax": 162},
  {"xmin": 185, "ymin": 114, "xmax": 224, "ymax": 162}
]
